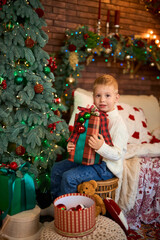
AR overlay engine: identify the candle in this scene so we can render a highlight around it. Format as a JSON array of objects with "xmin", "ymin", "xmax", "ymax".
[
  {"xmin": 106, "ymin": 10, "xmax": 110, "ymax": 23},
  {"xmin": 114, "ymin": 10, "xmax": 120, "ymax": 25},
  {"xmin": 98, "ymin": 0, "xmax": 101, "ymax": 19}
]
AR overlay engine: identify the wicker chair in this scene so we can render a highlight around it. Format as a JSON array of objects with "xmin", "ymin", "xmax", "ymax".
[{"xmin": 96, "ymin": 177, "xmax": 119, "ymax": 200}]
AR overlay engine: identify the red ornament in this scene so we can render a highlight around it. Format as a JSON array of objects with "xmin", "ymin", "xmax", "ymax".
[
  {"xmin": 77, "ymin": 125, "xmax": 85, "ymax": 134},
  {"xmin": 57, "ymin": 204, "xmax": 66, "ymax": 210},
  {"xmin": 16, "ymin": 145, "xmax": 26, "ymax": 156},
  {"xmin": 34, "ymin": 84, "xmax": 44, "ymax": 93},
  {"xmin": 9, "ymin": 162, "xmax": 18, "ymax": 170},
  {"xmin": 0, "ymin": 79, "xmax": 7, "ymax": 89},
  {"xmin": 25, "ymin": 37, "xmax": 35, "ymax": 48},
  {"xmin": 68, "ymin": 207, "xmax": 77, "ymax": 211},
  {"xmin": 54, "ymin": 98, "xmax": 61, "ymax": 104},
  {"xmin": 76, "ymin": 204, "xmax": 86, "ymax": 211},
  {"xmin": 48, "ymin": 121, "xmax": 62, "ymax": 133},
  {"xmin": 2, "ymin": 80, "xmax": 7, "ymax": 89},
  {"xmin": 68, "ymin": 44, "xmax": 76, "ymax": 52},
  {"xmin": 47, "ymin": 57, "xmax": 57, "ymax": 73},
  {"xmin": 35, "ymin": 8, "xmax": 44, "ymax": 18}
]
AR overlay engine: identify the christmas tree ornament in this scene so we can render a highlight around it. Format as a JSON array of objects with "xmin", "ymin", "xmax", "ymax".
[
  {"xmin": 1, "ymin": 79, "xmax": 7, "ymax": 89},
  {"xmin": 5, "ymin": 21, "xmax": 14, "ymax": 31},
  {"xmin": 66, "ymin": 75, "xmax": 75, "ymax": 84},
  {"xmin": 78, "ymin": 116, "xmax": 85, "ymax": 124},
  {"xmin": 77, "ymin": 125, "xmax": 85, "ymax": 134},
  {"xmin": 16, "ymin": 145, "xmax": 26, "ymax": 156},
  {"xmin": 47, "ymin": 57, "xmax": 57, "ymax": 72},
  {"xmin": 25, "ymin": 37, "xmax": 35, "ymax": 48},
  {"xmin": 76, "ymin": 204, "xmax": 86, "ymax": 211},
  {"xmin": 35, "ymin": 8, "xmax": 44, "ymax": 18},
  {"xmin": 0, "ymin": 76, "xmax": 4, "ymax": 84},
  {"xmin": 54, "ymin": 98, "xmax": 61, "ymax": 104},
  {"xmin": 14, "ymin": 76, "xmax": 26, "ymax": 85},
  {"xmin": 44, "ymin": 66, "xmax": 51, "ymax": 74},
  {"xmin": 34, "ymin": 83, "xmax": 44, "ymax": 93},
  {"xmin": 83, "ymin": 112, "xmax": 91, "ymax": 120},
  {"xmin": 9, "ymin": 161, "xmax": 18, "ymax": 170},
  {"xmin": 57, "ymin": 204, "xmax": 66, "ymax": 210},
  {"xmin": 48, "ymin": 121, "xmax": 62, "ymax": 133},
  {"xmin": 68, "ymin": 207, "xmax": 77, "ymax": 211}
]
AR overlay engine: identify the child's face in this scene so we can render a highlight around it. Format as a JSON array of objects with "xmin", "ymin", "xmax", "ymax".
[{"xmin": 93, "ymin": 84, "xmax": 119, "ymax": 112}]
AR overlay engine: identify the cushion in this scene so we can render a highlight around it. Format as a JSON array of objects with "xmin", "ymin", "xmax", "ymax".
[
  {"xmin": 103, "ymin": 197, "xmax": 129, "ymax": 235},
  {"xmin": 69, "ymin": 88, "xmax": 160, "ymax": 133},
  {"xmin": 116, "ymin": 103, "xmax": 152, "ymax": 144}
]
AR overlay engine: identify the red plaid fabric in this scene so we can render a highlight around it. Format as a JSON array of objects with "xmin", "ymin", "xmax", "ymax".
[
  {"xmin": 68, "ymin": 106, "xmax": 113, "ymax": 165},
  {"xmin": 82, "ymin": 115, "xmax": 102, "ymax": 165},
  {"xmin": 68, "ymin": 107, "xmax": 113, "ymax": 146}
]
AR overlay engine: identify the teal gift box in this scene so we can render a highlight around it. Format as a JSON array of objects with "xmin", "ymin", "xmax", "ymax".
[{"xmin": 0, "ymin": 171, "xmax": 36, "ymax": 218}]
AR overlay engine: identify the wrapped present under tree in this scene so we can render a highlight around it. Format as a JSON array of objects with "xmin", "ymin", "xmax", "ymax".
[
  {"xmin": 68, "ymin": 106, "xmax": 113, "ymax": 165},
  {"xmin": 0, "ymin": 162, "xmax": 36, "ymax": 220}
]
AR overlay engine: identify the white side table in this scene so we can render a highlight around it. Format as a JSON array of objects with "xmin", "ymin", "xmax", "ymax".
[{"xmin": 40, "ymin": 215, "xmax": 127, "ymax": 240}]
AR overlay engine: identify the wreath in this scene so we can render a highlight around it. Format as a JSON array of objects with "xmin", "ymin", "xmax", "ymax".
[{"xmin": 54, "ymin": 25, "xmax": 160, "ymax": 106}]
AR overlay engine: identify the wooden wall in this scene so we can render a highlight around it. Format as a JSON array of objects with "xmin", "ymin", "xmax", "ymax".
[{"xmin": 41, "ymin": 0, "xmax": 160, "ymax": 100}]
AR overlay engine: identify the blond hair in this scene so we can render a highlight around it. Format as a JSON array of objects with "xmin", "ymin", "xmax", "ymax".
[{"xmin": 93, "ymin": 74, "xmax": 118, "ymax": 94}]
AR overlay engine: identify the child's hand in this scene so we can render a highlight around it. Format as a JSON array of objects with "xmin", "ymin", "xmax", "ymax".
[
  {"xmin": 88, "ymin": 134, "xmax": 104, "ymax": 151},
  {"xmin": 67, "ymin": 141, "xmax": 75, "ymax": 152}
]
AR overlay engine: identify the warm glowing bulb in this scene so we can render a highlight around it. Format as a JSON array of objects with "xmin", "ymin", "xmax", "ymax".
[
  {"xmin": 146, "ymin": 34, "xmax": 150, "ymax": 38},
  {"xmin": 150, "ymin": 30, "xmax": 153, "ymax": 35},
  {"xmin": 155, "ymin": 40, "xmax": 159, "ymax": 44},
  {"xmin": 153, "ymin": 35, "xmax": 156, "ymax": 39},
  {"xmin": 158, "ymin": 44, "xmax": 160, "ymax": 48}
]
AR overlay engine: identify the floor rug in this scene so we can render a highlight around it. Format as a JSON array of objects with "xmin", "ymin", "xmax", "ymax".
[{"xmin": 127, "ymin": 222, "xmax": 160, "ymax": 240}]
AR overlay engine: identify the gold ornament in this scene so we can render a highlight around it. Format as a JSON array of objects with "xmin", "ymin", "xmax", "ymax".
[
  {"xmin": 66, "ymin": 75, "xmax": 75, "ymax": 84},
  {"xmin": 69, "ymin": 52, "xmax": 78, "ymax": 70}
]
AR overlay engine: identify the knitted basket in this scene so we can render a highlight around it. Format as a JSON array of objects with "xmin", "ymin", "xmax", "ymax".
[{"xmin": 96, "ymin": 177, "xmax": 119, "ymax": 200}]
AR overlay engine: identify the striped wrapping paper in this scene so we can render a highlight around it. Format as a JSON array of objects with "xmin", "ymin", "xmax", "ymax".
[{"xmin": 54, "ymin": 193, "xmax": 96, "ymax": 238}]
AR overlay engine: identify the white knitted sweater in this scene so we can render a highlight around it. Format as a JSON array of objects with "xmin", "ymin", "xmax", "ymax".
[{"xmin": 96, "ymin": 108, "xmax": 129, "ymax": 178}]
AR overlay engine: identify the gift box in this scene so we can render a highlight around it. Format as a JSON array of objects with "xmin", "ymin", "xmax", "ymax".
[
  {"xmin": 68, "ymin": 106, "xmax": 113, "ymax": 165},
  {"xmin": 0, "ymin": 172, "xmax": 36, "ymax": 218},
  {"xmin": 68, "ymin": 115, "xmax": 102, "ymax": 165},
  {"xmin": 54, "ymin": 193, "xmax": 96, "ymax": 238}
]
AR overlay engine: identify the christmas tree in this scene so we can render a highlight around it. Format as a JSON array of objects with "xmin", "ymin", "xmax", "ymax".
[{"xmin": 0, "ymin": 0, "xmax": 69, "ymax": 206}]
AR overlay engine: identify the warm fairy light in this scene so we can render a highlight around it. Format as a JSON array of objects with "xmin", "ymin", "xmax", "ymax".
[
  {"xmin": 155, "ymin": 40, "xmax": 159, "ymax": 44},
  {"xmin": 158, "ymin": 44, "xmax": 160, "ymax": 48},
  {"xmin": 153, "ymin": 35, "xmax": 156, "ymax": 39},
  {"xmin": 146, "ymin": 34, "xmax": 150, "ymax": 38},
  {"xmin": 150, "ymin": 30, "xmax": 153, "ymax": 35}
]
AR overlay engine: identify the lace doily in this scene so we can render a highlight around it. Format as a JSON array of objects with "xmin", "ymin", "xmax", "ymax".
[{"xmin": 40, "ymin": 215, "xmax": 127, "ymax": 240}]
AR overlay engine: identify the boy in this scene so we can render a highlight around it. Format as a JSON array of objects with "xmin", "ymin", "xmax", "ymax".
[{"xmin": 51, "ymin": 74, "xmax": 129, "ymax": 200}]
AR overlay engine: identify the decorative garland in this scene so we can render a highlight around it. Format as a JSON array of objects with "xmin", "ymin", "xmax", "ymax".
[
  {"xmin": 55, "ymin": 25, "xmax": 160, "ymax": 106},
  {"xmin": 143, "ymin": 0, "xmax": 160, "ymax": 16}
]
